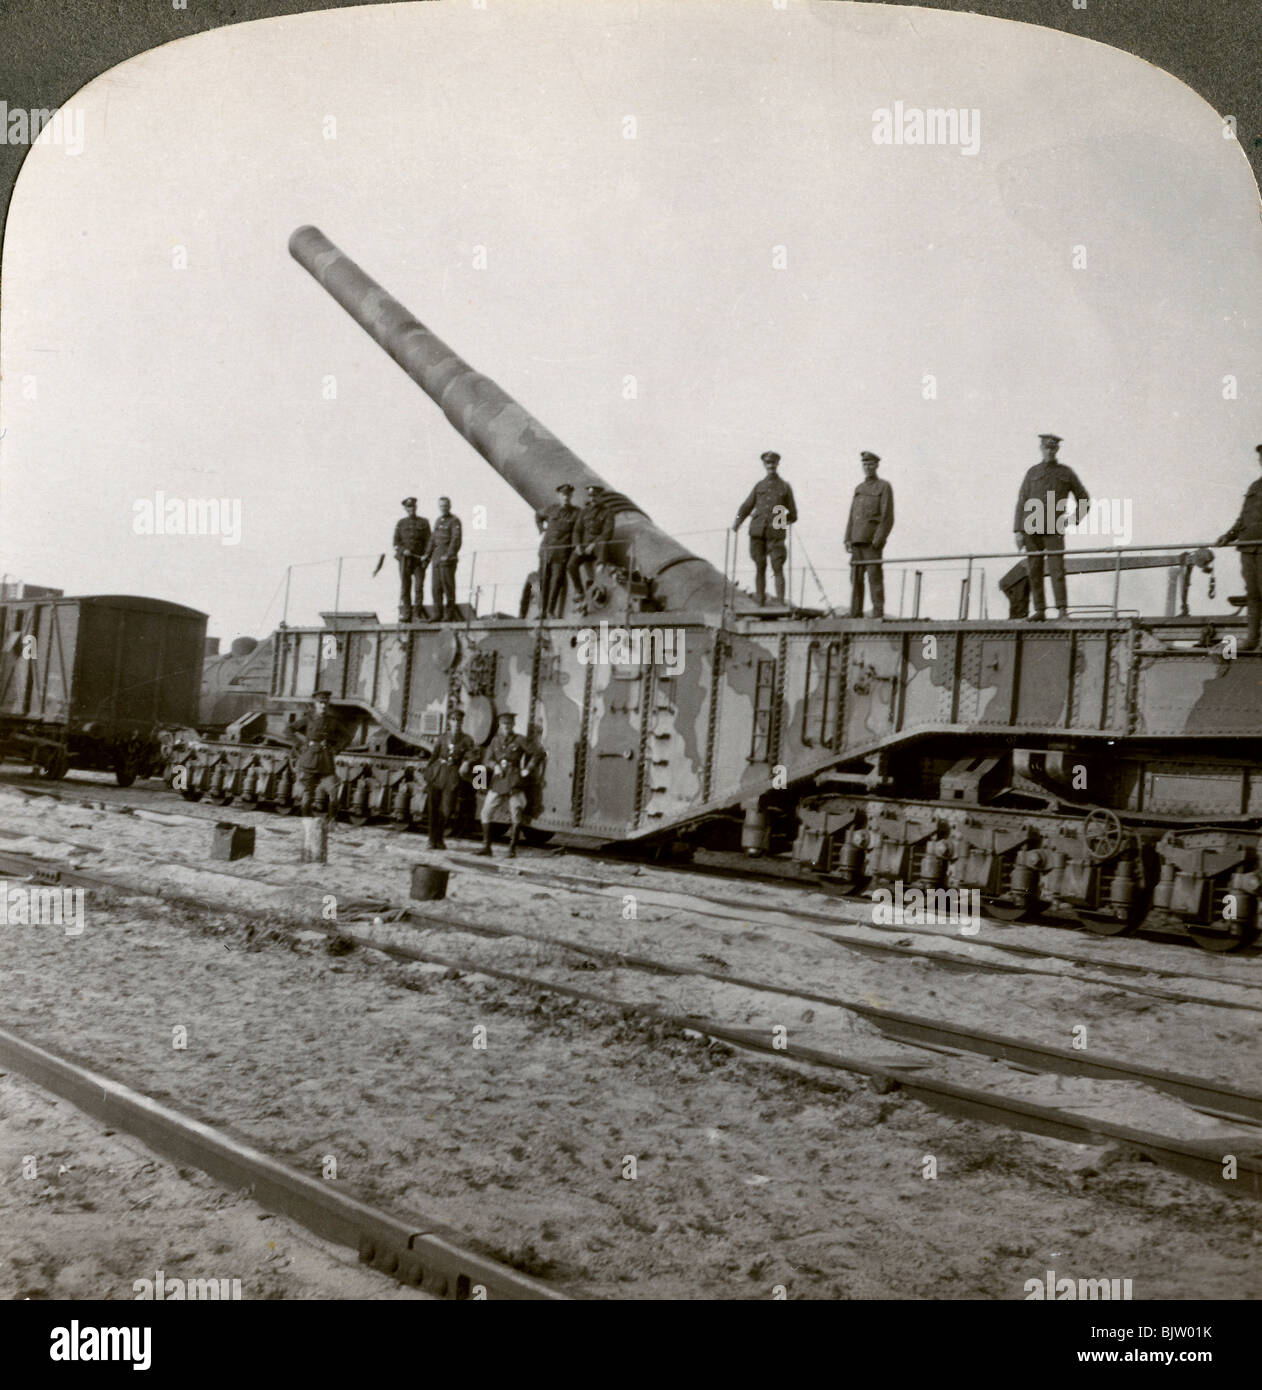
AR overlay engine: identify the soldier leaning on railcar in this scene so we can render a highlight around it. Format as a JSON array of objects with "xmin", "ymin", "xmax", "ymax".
[
  {"xmin": 293, "ymin": 689, "xmax": 342, "ymax": 815},
  {"xmin": 1216, "ymin": 443, "xmax": 1262, "ymax": 651},
  {"xmin": 477, "ymin": 711, "xmax": 533, "ymax": 858},
  {"xmin": 424, "ymin": 496, "xmax": 463, "ymax": 622},
  {"xmin": 733, "ymin": 451, "xmax": 797, "ymax": 607},
  {"xmin": 423, "ymin": 707, "xmax": 475, "ymax": 850},
  {"xmin": 1013, "ymin": 433, "xmax": 1090, "ymax": 620},
  {"xmin": 393, "ymin": 497, "xmax": 430, "ymax": 623},
  {"xmin": 844, "ymin": 451, "xmax": 894, "ymax": 618}
]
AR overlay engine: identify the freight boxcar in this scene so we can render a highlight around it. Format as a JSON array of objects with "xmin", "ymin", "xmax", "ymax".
[{"xmin": 0, "ymin": 594, "xmax": 207, "ymax": 783}]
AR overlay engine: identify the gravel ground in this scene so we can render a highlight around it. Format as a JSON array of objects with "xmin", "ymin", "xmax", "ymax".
[{"xmin": 1, "ymin": 776, "xmax": 1260, "ymax": 1299}]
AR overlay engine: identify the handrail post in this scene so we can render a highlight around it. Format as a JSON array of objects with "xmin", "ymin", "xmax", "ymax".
[
  {"xmin": 912, "ymin": 570, "xmax": 923, "ymax": 620},
  {"xmin": 963, "ymin": 556, "xmax": 973, "ymax": 619},
  {"xmin": 898, "ymin": 569, "xmax": 907, "ymax": 619},
  {"xmin": 1112, "ymin": 548, "xmax": 1122, "ymax": 617},
  {"xmin": 334, "ymin": 556, "xmax": 343, "ymax": 615},
  {"xmin": 282, "ymin": 565, "xmax": 292, "ymax": 626},
  {"xmin": 467, "ymin": 550, "xmax": 477, "ymax": 616}
]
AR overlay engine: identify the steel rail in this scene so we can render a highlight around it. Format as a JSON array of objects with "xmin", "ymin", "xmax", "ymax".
[
  {"xmin": 0, "ymin": 1027, "xmax": 568, "ymax": 1300},
  {"xmin": 4, "ymin": 845, "xmax": 1256, "ymax": 1199}
]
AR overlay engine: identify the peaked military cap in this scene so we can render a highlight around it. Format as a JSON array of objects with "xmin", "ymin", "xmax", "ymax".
[
  {"xmin": 860, "ymin": 451, "xmax": 880, "ymax": 463},
  {"xmin": 586, "ymin": 484, "xmax": 603, "ymax": 493},
  {"xmin": 312, "ymin": 689, "xmax": 332, "ymax": 701},
  {"xmin": 1039, "ymin": 434, "xmax": 1063, "ymax": 444},
  {"xmin": 497, "ymin": 710, "xmax": 517, "ymax": 722},
  {"xmin": 557, "ymin": 482, "xmax": 575, "ymax": 494},
  {"xmin": 760, "ymin": 451, "xmax": 780, "ymax": 465},
  {"xmin": 401, "ymin": 497, "xmax": 417, "ymax": 507}
]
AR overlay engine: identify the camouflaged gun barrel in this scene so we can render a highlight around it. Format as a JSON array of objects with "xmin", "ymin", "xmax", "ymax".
[{"xmin": 289, "ymin": 226, "xmax": 735, "ymax": 613}]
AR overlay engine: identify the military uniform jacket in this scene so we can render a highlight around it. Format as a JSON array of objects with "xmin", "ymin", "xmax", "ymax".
[
  {"xmin": 538, "ymin": 502, "xmax": 579, "ymax": 554},
  {"xmin": 576, "ymin": 502, "xmax": 615, "ymax": 550},
  {"xmin": 293, "ymin": 709, "xmax": 341, "ymax": 777},
  {"xmin": 736, "ymin": 476, "xmax": 798, "ymax": 538},
  {"xmin": 1221, "ymin": 478, "xmax": 1262, "ymax": 548},
  {"xmin": 1014, "ymin": 462, "xmax": 1089, "ymax": 536},
  {"xmin": 485, "ymin": 732, "xmax": 530, "ymax": 793},
  {"xmin": 845, "ymin": 478, "xmax": 894, "ymax": 547},
  {"xmin": 424, "ymin": 729, "xmax": 475, "ymax": 791},
  {"xmin": 425, "ymin": 515, "xmax": 462, "ymax": 561},
  {"xmin": 393, "ymin": 515, "xmax": 431, "ymax": 558}
]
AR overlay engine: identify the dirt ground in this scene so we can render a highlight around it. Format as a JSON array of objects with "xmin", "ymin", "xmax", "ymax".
[
  {"xmin": 0, "ymin": 776, "xmax": 1260, "ymax": 1299},
  {"xmin": 0, "ymin": 1069, "xmax": 427, "ymax": 1301}
]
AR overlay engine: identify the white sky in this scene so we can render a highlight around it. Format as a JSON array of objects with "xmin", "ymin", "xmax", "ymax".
[{"xmin": 2, "ymin": 0, "xmax": 1260, "ymax": 637}]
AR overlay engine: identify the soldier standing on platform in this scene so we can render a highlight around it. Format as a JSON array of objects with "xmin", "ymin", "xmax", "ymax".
[
  {"xmin": 845, "ymin": 451, "xmax": 895, "ymax": 618},
  {"xmin": 1014, "ymin": 433, "xmax": 1089, "ymax": 620},
  {"xmin": 537, "ymin": 482, "xmax": 579, "ymax": 617},
  {"xmin": 1216, "ymin": 443, "xmax": 1262, "ymax": 651},
  {"xmin": 293, "ymin": 689, "xmax": 341, "ymax": 816},
  {"xmin": 477, "ymin": 711, "xmax": 531, "ymax": 858},
  {"xmin": 425, "ymin": 496, "xmax": 463, "ymax": 622},
  {"xmin": 570, "ymin": 484, "xmax": 615, "ymax": 613},
  {"xmin": 733, "ymin": 451, "xmax": 797, "ymax": 606},
  {"xmin": 423, "ymin": 708, "xmax": 475, "ymax": 850},
  {"xmin": 393, "ymin": 497, "xmax": 430, "ymax": 622}
]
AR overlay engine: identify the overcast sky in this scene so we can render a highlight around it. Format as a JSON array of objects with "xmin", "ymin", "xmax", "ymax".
[{"xmin": 2, "ymin": 0, "xmax": 1259, "ymax": 638}]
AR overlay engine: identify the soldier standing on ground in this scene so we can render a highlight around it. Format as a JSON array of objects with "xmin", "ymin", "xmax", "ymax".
[
  {"xmin": 1013, "ymin": 433, "xmax": 1089, "ymax": 620},
  {"xmin": 537, "ymin": 482, "xmax": 579, "ymax": 617},
  {"xmin": 423, "ymin": 707, "xmax": 475, "ymax": 849},
  {"xmin": 845, "ymin": 451, "xmax": 894, "ymax": 618},
  {"xmin": 425, "ymin": 496, "xmax": 463, "ymax": 622},
  {"xmin": 570, "ymin": 484, "xmax": 615, "ymax": 613},
  {"xmin": 477, "ymin": 711, "xmax": 532, "ymax": 858},
  {"xmin": 1216, "ymin": 443, "xmax": 1262, "ymax": 651},
  {"xmin": 293, "ymin": 689, "xmax": 341, "ymax": 816},
  {"xmin": 733, "ymin": 451, "xmax": 797, "ymax": 606},
  {"xmin": 393, "ymin": 497, "xmax": 430, "ymax": 623}
]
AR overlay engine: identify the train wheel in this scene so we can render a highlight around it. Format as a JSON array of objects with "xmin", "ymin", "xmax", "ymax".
[
  {"xmin": 37, "ymin": 749, "xmax": 69, "ymax": 780},
  {"xmin": 1072, "ymin": 906, "xmax": 1138, "ymax": 937},
  {"xmin": 986, "ymin": 898, "xmax": 1032, "ymax": 923},
  {"xmin": 1186, "ymin": 916, "xmax": 1260, "ymax": 954}
]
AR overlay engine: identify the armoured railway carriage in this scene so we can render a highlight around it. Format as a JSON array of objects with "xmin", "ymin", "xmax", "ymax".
[
  {"xmin": 0, "ymin": 594, "xmax": 207, "ymax": 783},
  {"xmin": 166, "ymin": 228, "xmax": 1262, "ymax": 952}
]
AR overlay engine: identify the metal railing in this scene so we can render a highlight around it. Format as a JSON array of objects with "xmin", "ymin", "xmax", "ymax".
[{"xmin": 268, "ymin": 535, "xmax": 1226, "ymax": 631}]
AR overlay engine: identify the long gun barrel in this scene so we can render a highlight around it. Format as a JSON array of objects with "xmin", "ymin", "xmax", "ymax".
[{"xmin": 289, "ymin": 226, "xmax": 736, "ymax": 614}]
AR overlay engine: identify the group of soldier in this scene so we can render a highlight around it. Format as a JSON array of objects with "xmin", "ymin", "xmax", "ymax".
[
  {"xmin": 534, "ymin": 482, "xmax": 616, "ymax": 617},
  {"xmin": 393, "ymin": 495, "xmax": 463, "ymax": 623},
  {"xmin": 731, "ymin": 438, "xmax": 1091, "ymax": 619},
  {"xmin": 294, "ymin": 692, "xmax": 539, "ymax": 858}
]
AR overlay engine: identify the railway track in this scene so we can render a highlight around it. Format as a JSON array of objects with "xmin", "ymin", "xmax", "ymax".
[
  {"xmin": 2, "ymin": 837, "xmax": 1260, "ymax": 1201},
  {"xmin": 5, "ymin": 771, "xmax": 1260, "ymax": 995},
  {"xmin": 0, "ymin": 1024, "xmax": 567, "ymax": 1301}
]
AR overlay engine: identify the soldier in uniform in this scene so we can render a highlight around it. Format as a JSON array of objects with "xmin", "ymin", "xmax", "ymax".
[
  {"xmin": 844, "ymin": 451, "xmax": 894, "ymax": 618},
  {"xmin": 733, "ymin": 451, "xmax": 797, "ymax": 606},
  {"xmin": 477, "ymin": 711, "xmax": 532, "ymax": 858},
  {"xmin": 1216, "ymin": 443, "xmax": 1262, "ymax": 650},
  {"xmin": 1013, "ymin": 434, "xmax": 1089, "ymax": 620},
  {"xmin": 537, "ymin": 481, "xmax": 579, "ymax": 617},
  {"xmin": 424, "ymin": 496, "xmax": 463, "ymax": 622},
  {"xmin": 393, "ymin": 497, "xmax": 430, "ymax": 622},
  {"xmin": 293, "ymin": 689, "xmax": 341, "ymax": 816},
  {"xmin": 423, "ymin": 707, "xmax": 475, "ymax": 850},
  {"xmin": 570, "ymin": 484, "xmax": 615, "ymax": 612}
]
